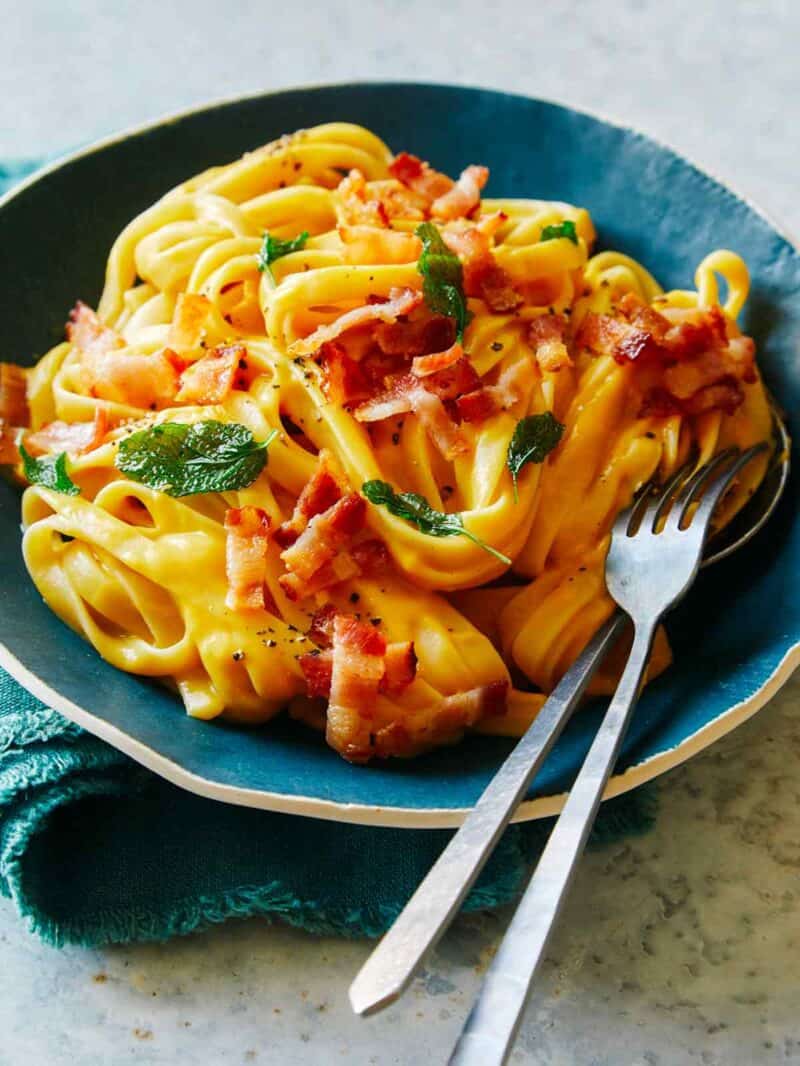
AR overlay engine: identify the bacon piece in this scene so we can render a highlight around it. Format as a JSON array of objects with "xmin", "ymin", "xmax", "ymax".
[
  {"xmin": 529, "ymin": 314, "xmax": 572, "ymax": 372},
  {"xmin": 354, "ymin": 372, "xmax": 469, "ymax": 459},
  {"xmin": 175, "ymin": 344, "xmax": 245, "ymax": 405},
  {"xmin": 25, "ymin": 407, "xmax": 108, "ymax": 457},
  {"xmin": 441, "ymin": 679, "xmax": 509, "ymax": 720},
  {"xmin": 274, "ymin": 450, "xmax": 347, "ymax": 549},
  {"xmin": 80, "ymin": 346, "xmax": 180, "ymax": 410},
  {"xmin": 336, "ymin": 169, "xmax": 390, "ymax": 227},
  {"xmin": 0, "ymin": 363, "xmax": 30, "ymax": 427},
  {"xmin": 326, "ymin": 614, "xmax": 388, "ymax": 759},
  {"xmin": 456, "ymin": 359, "xmax": 532, "ymax": 423},
  {"xmin": 67, "ymin": 302, "xmax": 124, "ymax": 358},
  {"xmin": 288, "ymin": 287, "xmax": 423, "ymax": 358},
  {"xmin": 431, "ymin": 165, "xmax": 489, "ymax": 221},
  {"xmin": 442, "ymin": 225, "xmax": 520, "ymax": 311},
  {"xmin": 680, "ymin": 377, "xmax": 744, "ymax": 416},
  {"xmin": 315, "ymin": 341, "xmax": 370, "ymax": 406},
  {"xmin": 374, "ymin": 313, "xmax": 456, "ymax": 359},
  {"xmin": 388, "ymin": 152, "xmax": 454, "ymax": 204},
  {"xmin": 349, "ymin": 538, "xmax": 391, "ymax": 576},
  {"xmin": 0, "ymin": 421, "xmax": 20, "ymax": 465},
  {"xmin": 298, "ymin": 649, "xmax": 333, "ymax": 698},
  {"xmin": 380, "ymin": 642, "xmax": 418, "ymax": 695},
  {"xmin": 279, "ymin": 493, "xmax": 366, "ymax": 601},
  {"xmin": 338, "ymin": 225, "xmax": 422, "ymax": 265},
  {"xmin": 224, "ymin": 506, "xmax": 271, "ymax": 611},
  {"xmin": 412, "ymin": 342, "xmax": 464, "ymax": 377},
  {"xmin": 307, "ymin": 603, "xmax": 338, "ymax": 647},
  {"xmin": 168, "ymin": 293, "xmax": 214, "ymax": 354}
]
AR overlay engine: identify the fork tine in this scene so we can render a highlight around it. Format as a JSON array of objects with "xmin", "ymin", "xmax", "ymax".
[
  {"xmin": 685, "ymin": 443, "xmax": 770, "ymax": 532},
  {"xmin": 613, "ymin": 481, "xmax": 654, "ymax": 538},
  {"xmin": 663, "ymin": 447, "xmax": 740, "ymax": 531},
  {"xmin": 646, "ymin": 457, "xmax": 698, "ymax": 532}
]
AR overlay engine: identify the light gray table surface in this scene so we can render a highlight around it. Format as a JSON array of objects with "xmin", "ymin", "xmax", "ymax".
[{"xmin": 1, "ymin": 2, "xmax": 799, "ymax": 1063}]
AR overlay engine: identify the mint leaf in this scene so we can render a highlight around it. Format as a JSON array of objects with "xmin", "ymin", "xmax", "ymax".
[
  {"xmin": 539, "ymin": 220, "xmax": 578, "ymax": 245},
  {"xmin": 507, "ymin": 412, "xmax": 565, "ymax": 500},
  {"xmin": 257, "ymin": 231, "xmax": 309, "ymax": 282},
  {"xmin": 116, "ymin": 421, "xmax": 277, "ymax": 497},
  {"xmin": 20, "ymin": 445, "xmax": 80, "ymax": 495},
  {"xmin": 362, "ymin": 479, "xmax": 510, "ymax": 565},
  {"xmin": 415, "ymin": 222, "xmax": 472, "ymax": 340}
]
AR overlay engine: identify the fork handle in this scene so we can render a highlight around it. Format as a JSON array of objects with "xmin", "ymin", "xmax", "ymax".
[
  {"xmin": 348, "ymin": 612, "xmax": 627, "ymax": 1017},
  {"xmin": 449, "ymin": 618, "xmax": 659, "ymax": 1066}
]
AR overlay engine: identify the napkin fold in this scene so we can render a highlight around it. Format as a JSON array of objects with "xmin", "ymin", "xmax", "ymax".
[{"xmin": 0, "ymin": 159, "xmax": 656, "ymax": 947}]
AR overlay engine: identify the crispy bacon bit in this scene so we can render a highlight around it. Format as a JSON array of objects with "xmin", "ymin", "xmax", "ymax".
[
  {"xmin": 580, "ymin": 295, "xmax": 757, "ymax": 417},
  {"xmin": 67, "ymin": 302, "xmax": 124, "ymax": 358},
  {"xmin": 456, "ymin": 360, "xmax": 531, "ymax": 424},
  {"xmin": 175, "ymin": 344, "xmax": 246, "ymax": 404},
  {"xmin": 354, "ymin": 371, "xmax": 469, "ymax": 459},
  {"xmin": 326, "ymin": 614, "xmax": 387, "ymax": 758},
  {"xmin": 388, "ymin": 152, "xmax": 454, "ymax": 204},
  {"xmin": 349, "ymin": 538, "xmax": 391, "ymax": 576},
  {"xmin": 529, "ymin": 314, "xmax": 572, "ymax": 372},
  {"xmin": 224, "ymin": 506, "xmax": 271, "ymax": 611},
  {"xmin": 431, "ymin": 165, "xmax": 489, "ymax": 221},
  {"xmin": 336, "ymin": 169, "xmax": 391, "ymax": 227},
  {"xmin": 315, "ymin": 341, "xmax": 370, "ymax": 406},
  {"xmin": 0, "ymin": 421, "xmax": 20, "ymax": 465},
  {"xmin": 443, "ymin": 225, "xmax": 520, "ymax": 311},
  {"xmin": 411, "ymin": 342, "xmax": 464, "ymax": 377},
  {"xmin": 279, "ymin": 493, "xmax": 366, "ymax": 601},
  {"xmin": 441, "ymin": 680, "xmax": 509, "ymax": 720},
  {"xmin": 288, "ymin": 287, "xmax": 423, "ymax": 357},
  {"xmin": 274, "ymin": 449, "xmax": 347, "ymax": 548},
  {"xmin": 80, "ymin": 346, "xmax": 180, "ymax": 410},
  {"xmin": 168, "ymin": 293, "xmax": 214, "ymax": 354},
  {"xmin": 298, "ymin": 649, "xmax": 333, "ymax": 698},
  {"xmin": 0, "ymin": 363, "xmax": 30, "ymax": 427},
  {"xmin": 374, "ymin": 314, "xmax": 456, "ymax": 359},
  {"xmin": 380, "ymin": 642, "xmax": 418, "ymax": 695},
  {"xmin": 307, "ymin": 603, "xmax": 338, "ymax": 648},
  {"xmin": 25, "ymin": 407, "xmax": 108, "ymax": 457},
  {"xmin": 338, "ymin": 225, "xmax": 422, "ymax": 265}
]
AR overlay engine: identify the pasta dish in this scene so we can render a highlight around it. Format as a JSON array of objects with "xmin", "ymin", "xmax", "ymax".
[{"xmin": 0, "ymin": 123, "xmax": 773, "ymax": 762}]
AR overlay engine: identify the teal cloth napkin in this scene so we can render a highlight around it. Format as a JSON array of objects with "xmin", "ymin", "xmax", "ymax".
[{"xmin": 0, "ymin": 159, "xmax": 656, "ymax": 947}]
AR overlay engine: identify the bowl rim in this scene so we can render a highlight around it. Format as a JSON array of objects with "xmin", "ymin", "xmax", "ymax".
[{"xmin": 2, "ymin": 80, "xmax": 798, "ymax": 828}]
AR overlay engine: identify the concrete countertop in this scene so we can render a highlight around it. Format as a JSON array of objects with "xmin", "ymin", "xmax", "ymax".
[{"xmin": 1, "ymin": 2, "xmax": 798, "ymax": 1063}]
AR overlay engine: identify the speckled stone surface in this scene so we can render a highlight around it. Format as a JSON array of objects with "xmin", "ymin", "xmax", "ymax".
[{"xmin": 1, "ymin": 2, "xmax": 799, "ymax": 1063}]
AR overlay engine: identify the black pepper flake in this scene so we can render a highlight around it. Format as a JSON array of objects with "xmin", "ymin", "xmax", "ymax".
[
  {"xmin": 232, "ymin": 650, "xmax": 245, "ymax": 661},
  {"xmin": 370, "ymin": 617, "xmax": 382, "ymax": 626},
  {"xmin": 578, "ymin": 566, "xmax": 587, "ymax": 572},
  {"xmin": 287, "ymin": 624, "xmax": 298, "ymax": 632},
  {"xmin": 293, "ymin": 356, "xmax": 305, "ymax": 366},
  {"xmin": 239, "ymin": 359, "xmax": 248, "ymax": 370},
  {"xmin": 149, "ymin": 402, "xmax": 157, "ymax": 411},
  {"xmin": 391, "ymin": 432, "xmax": 400, "ymax": 445},
  {"xmin": 304, "ymin": 372, "xmax": 313, "ymax": 380},
  {"xmin": 645, "ymin": 431, "xmax": 656, "ymax": 439},
  {"xmin": 349, "ymin": 592, "xmax": 360, "ymax": 604},
  {"xmin": 265, "ymin": 639, "xmax": 277, "ymax": 648},
  {"xmin": 441, "ymin": 484, "xmax": 454, "ymax": 500},
  {"xmin": 490, "ymin": 341, "xmax": 504, "ymax": 352},
  {"xmin": 548, "ymin": 306, "xmax": 556, "ymax": 315},
  {"xmin": 293, "ymin": 161, "xmax": 302, "ymax": 171}
]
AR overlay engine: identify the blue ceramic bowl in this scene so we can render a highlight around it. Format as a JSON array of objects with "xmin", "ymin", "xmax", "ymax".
[{"xmin": 1, "ymin": 83, "xmax": 798, "ymax": 827}]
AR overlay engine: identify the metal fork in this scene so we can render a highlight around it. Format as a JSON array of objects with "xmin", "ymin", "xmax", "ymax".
[{"xmin": 350, "ymin": 443, "xmax": 768, "ymax": 1062}]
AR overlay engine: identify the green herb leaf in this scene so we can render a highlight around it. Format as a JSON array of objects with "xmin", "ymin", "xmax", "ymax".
[
  {"xmin": 20, "ymin": 445, "xmax": 80, "ymax": 496},
  {"xmin": 362, "ymin": 479, "xmax": 510, "ymax": 565},
  {"xmin": 257, "ymin": 231, "xmax": 309, "ymax": 282},
  {"xmin": 539, "ymin": 220, "xmax": 578, "ymax": 245},
  {"xmin": 116, "ymin": 421, "xmax": 277, "ymax": 497},
  {"xmin": 415, "ymin": 221, "xmax": 472, "ymax": 341},
  {"xmin": 507, "ymin": 412, "xmax": 565, "ymax": 501}
]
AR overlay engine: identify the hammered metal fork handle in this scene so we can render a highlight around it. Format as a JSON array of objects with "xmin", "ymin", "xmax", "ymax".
[{"xmin": 449, "ymin": 619, "xmax": 659, "ymax": 1066}]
